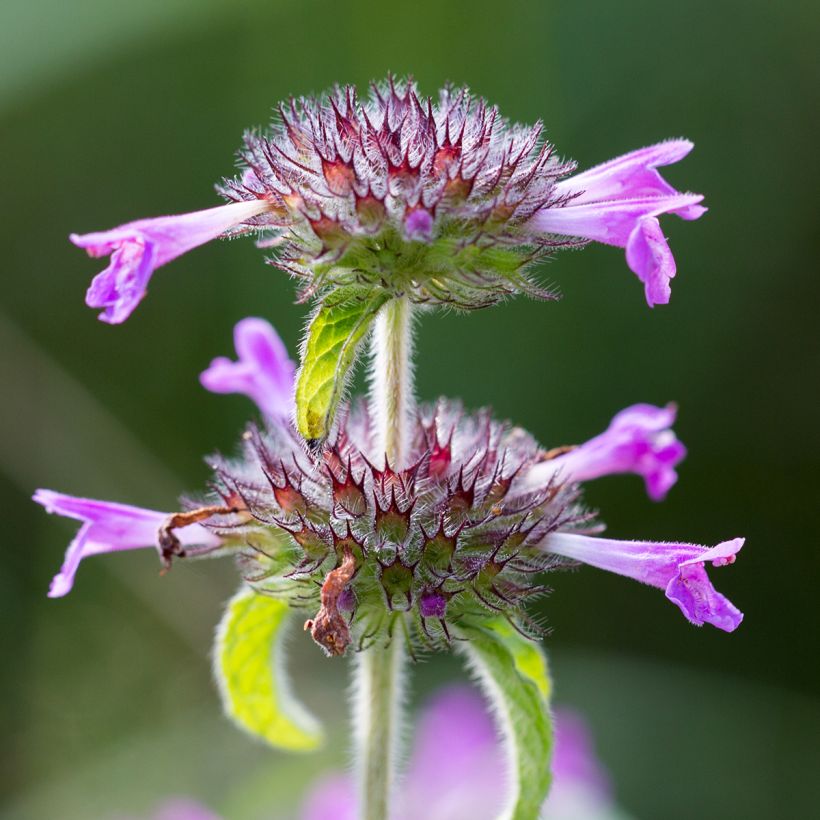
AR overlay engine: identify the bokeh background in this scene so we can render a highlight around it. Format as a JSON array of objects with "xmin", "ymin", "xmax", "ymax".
[{"xmin": 2, "ymin": 1, "xmax": 818, "ymax": 818}]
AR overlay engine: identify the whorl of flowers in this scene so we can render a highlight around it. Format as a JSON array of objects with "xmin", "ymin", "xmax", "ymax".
[
  {"xmin": 70, "ymin": 76, "xmax": 705, "ymax": 325},
  {"xmin": 209, "ymin": 398, "xmax": 580, "ymax": 656},
  {"xmin": 220, "ymin": 77, "xmax": 574, "ymax": 308}
]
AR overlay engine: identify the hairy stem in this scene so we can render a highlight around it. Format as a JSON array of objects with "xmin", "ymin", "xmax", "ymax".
[
  {"xmin": 369, "ymin": 297, "xmax": 413, "ymax": 469},
  {"xmin": 353, "ymin": 629, "xmax": 406, "ymax": 820},
  {"xmin": 353, "ymin": 297, "xmax": 413, "ymax": 820}
]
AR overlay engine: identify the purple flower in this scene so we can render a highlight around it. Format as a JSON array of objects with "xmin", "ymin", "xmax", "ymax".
[
  {"xmin": 72, "ymin": 199, "xmax": 272, "ymax": 324},
  {"xmin": 302, "ymin": 686, "xmax": 624, "ymax": 820},
  {"xmin": 544, "ymin": 532, "xmax": 744, "ymax": 631},
  {"xmin": 33, "ymin": 489, "xmax": 219, "ymax": 597},
  {"xmin": 523, "ymin": 403, "xmax": 686, "ymax": 501},
  {"xmin": 532, "ymin": 140, "xmax": 706, "ymax": 306},
  {"xmin": 200, "ymin": 317, "xmax": 295, "ymax": 420}
]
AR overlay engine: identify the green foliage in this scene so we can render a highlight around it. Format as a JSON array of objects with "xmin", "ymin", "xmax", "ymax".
[
  {"xmin": 458, "ymin": 617, "xmax": 553, "ymax": 820},
  {"xmin": 214, "ymin": 586, "xmax": 323, "ymax": 751},
  {"xmin": 295, "ymin": 288, "xmax": 390, "ymax": 441}
]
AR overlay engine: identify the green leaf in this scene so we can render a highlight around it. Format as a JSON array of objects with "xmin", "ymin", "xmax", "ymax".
[
  {"xmin": 458, "ymin": 617, "xmax": 553, "ymax": 820},
  {"xmin": 214, "ymin": 585, "xmax": 323, "ymax": 751},
  {"xmin": 295, "ymin": 289, "xmax": 391, "ymax": 441}
]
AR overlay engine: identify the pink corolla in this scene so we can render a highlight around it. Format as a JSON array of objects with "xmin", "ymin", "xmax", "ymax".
[
  {"xmin": 522, "ymin": 403, "xmax": 686, "ymax": 501},
  {"xmin": 302, "ymin": 687, "xmax": 626, "ymax": 820},
  {"xmin": 544, "ymin": 533, "xmax": 744, "ymax": 631},
  {"xmin": 200, "ymin": 317, "xmax": 295, "ymax": 421},
  {"xmin": 72, "ymin": 199, "xmax": 272, "ymax": 324},
  {"xmin": 532, "ymin": 140, "xmax": 706, "ymax": 306},
  {"xmin": 33, "ymin": 490, "xmax": 220, "ymax": 597}
]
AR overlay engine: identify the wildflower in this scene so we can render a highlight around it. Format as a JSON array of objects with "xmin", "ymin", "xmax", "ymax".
[
  {"xmin": 72, "ymin": 199, "xmax": 273, "ymax": 323},
  {"xmin": 520, "ymin": 402, "xmax": 686, "ymax": 501},
  {"xmin": 37, "ymin": 318, "xmax": 742, "ymax": 643},
  {"xmin": 200, "ymin": 317, "xmax": 295, "ymax": 421},
  {"xmin": 71, "ymin": 80, "xmax": 704, "ymax": 320},
  {"xmin": 33, "ymin": 490, "xmax": 222, "ymax": 597},
  {"xmin": 531, "ymin": 140, "xmax": 706, "ymax": 306},
  {"xmin": 301, "ymin": 686, "xmax": 627, "ymax": 820},
  {"xmin": 544, "ymin": 533, "xmax": 744, "ymax": 631}
]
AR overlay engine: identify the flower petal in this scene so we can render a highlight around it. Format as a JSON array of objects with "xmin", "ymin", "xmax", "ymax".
[
  {"xmin": 554, "ymin": 139, "xmax": 696, "ymax": 204},
  {"xmin": 34, "ymin": 489, "xmax": 219, "ymax": 597},
  {"xmin": 200, "ymin": 318, "xmax": 296, "ymax": 420},
  {"xmin": 519, "ymin": 403, "xmax": 686, "ymax": 501},
  {"xmin": 625, "ymin": 215, "xmax": 676, "ymax": 307},
  {"xmin": 72, "ymin": 199, "xmax": 271, "ymax": 323},
  {"xmin": 543, "ymin": 533, "xmax": 744, "ymax": 631},
  {"xmin": 531, "ymin": 193, "xmax": 704, "ymax": 247}
]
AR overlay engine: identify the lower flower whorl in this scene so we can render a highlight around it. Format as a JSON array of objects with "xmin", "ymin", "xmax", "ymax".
[{"xmin": 208, "ymin": 399, "xmax": 589, "ymax": 656}]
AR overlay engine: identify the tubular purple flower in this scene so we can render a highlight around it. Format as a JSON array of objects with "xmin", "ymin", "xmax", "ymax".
[
  {"xmin": 531, "ymin": 140, "xmax": 707, "ymax": 306},
  {"xmin": 71, "ymin": 199, "xmax": 273, "ymax": 324},
  {"xmin": 522, "ymin": 403, "xmax": 686, "ymax": 501},
  {"xmin": 544, "ymin": 532, "xmax": 744, "ymax": 631},
  {"xmin": 200, "ymin": 317, "xmax": 296, "ymax": 420},
  {"xmin": 33, "ymin": 489, "xmax": 220, "ymax": 597}
]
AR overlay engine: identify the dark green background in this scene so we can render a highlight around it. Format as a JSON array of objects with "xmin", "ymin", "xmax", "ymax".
[{"xmin": 2, "ymin": 1, "xmax": 818, "ymax": 818}]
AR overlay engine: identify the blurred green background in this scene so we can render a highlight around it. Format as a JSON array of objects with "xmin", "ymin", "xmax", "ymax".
[{"xmin": 2, "ymin": 0, "xmax": 818, "ymax": 818}]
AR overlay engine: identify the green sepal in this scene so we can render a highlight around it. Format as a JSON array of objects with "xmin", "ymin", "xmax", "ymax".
[
  {"xmin": 295, "ymin": 288, "xmax": 391, "ymax": 442},
  {"xmin": 214, "ymin": 585, "xmax": 323, "ymax": 751},
  {"xmin": 458, "ymin": 617, "xmax": 553, "ymax": 820}
]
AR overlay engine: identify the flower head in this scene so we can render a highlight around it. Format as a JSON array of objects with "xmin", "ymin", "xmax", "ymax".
[
  {"xmin": 33, "ymin": 490, "xmax": 221, "ymax": 597},
  {"xmin": 214, "ymin": 396, "xmax": 581, "ymax": 656},
  {"xmin": 71, "ymin": 80, "xmax": 705, "ymax": 322}
]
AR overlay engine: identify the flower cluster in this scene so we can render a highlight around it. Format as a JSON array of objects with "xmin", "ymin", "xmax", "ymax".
[
  {"xmin": 37, "ymin": 318, "xmax": 743, "ymax": 652},
  {"xmin": 71, "ymin": 78, "xmax": 704, "ymax": 324}
]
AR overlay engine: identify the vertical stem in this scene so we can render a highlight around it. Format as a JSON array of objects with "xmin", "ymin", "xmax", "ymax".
[
  {"xmin": 370, "ymin": 296, "xmax": 413, "ymax": 470},
  {"xmin": 353, "ymin": 628, "xmax": 406, "ymax": 820},
  {"xmin": 354, "ymin": 297, "xmax": 413, "ymax": 820}
]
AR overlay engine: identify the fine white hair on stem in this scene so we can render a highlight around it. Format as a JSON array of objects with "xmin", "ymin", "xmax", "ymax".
[
  {"xmin": 352, "ymin": 630, "xmax": 408, "ymax": 820},
  {"xmin": 368, "ymin": 297, "xmax": 415, "ymax": 470}
]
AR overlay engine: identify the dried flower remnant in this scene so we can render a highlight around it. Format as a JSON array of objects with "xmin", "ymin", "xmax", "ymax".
[{"xmin": 71, "ymin": 79, "xmax": 704, "ymax": 320}]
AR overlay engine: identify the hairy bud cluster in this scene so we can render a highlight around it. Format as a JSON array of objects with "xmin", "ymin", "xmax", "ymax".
[
  {"xmin": 220, "ymin": 77, "xmax": 576, "ymax": 309},
  {"xmin": 206, "ymin": 400, "xmax": 588, "ymax": 656}
]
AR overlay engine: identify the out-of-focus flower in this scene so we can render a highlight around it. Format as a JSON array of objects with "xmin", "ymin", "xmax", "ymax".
[
  {"xmin": 520, "ymin": 403, "xmax": 686, "ymax": 501},
  {"xmin": 111, "ymin": 797, "xmax": 222, "ymax": 820},
  {"xmin": 72, "ymin": 199, "xmax": 273, "ymax": 324},
  {"xmin": 200, "ymin": 317, "xmax": 295, "ymax": 421},
  {"xmin": 531, "ymin": 141, "xmax": 706, "ymax": 306},
  {"xmin": 301, "ymin": 686, "xmax": 629, "ymax": 820},
  {"xmin": 543, "ymin": 533, "xmax": 744, "ymax": 631},
  {"xmin": 33, "ymin": 490, "xmax": 221, "ymax": 597}
]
